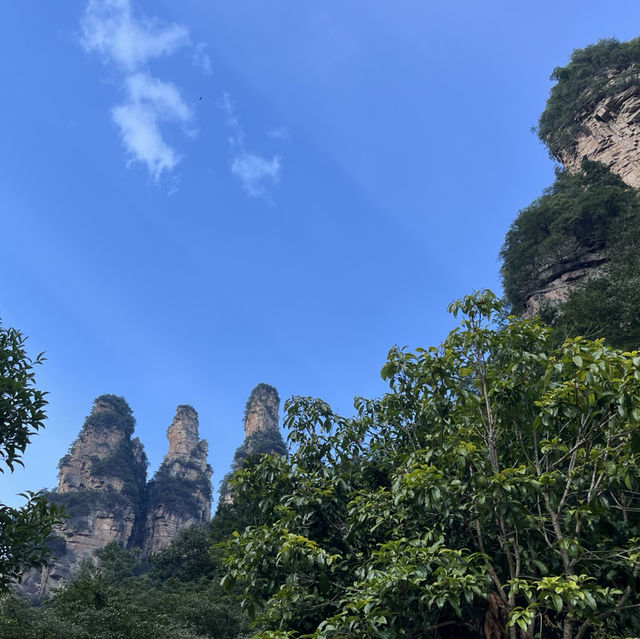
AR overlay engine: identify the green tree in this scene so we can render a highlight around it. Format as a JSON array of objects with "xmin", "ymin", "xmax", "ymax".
[
  {"xmin": 0, "ymin": 319, "xmax": 63, "ymax": 592},
  {"xmin": 223, "ymin": 291, "xmax": 640, "ymax": 639}
]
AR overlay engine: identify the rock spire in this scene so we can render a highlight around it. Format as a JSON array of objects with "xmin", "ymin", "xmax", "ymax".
[
  {"xmin": 143, "ymin": 405, "xmax": 212, "ymax": 555},
  {"xmin": 19, "ymin": 396, "xmax": 212, "ymax": 596}
]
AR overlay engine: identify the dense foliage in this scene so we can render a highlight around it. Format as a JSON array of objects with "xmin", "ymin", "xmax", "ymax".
[
  {"xmin": 83, "ymin": 395, "xmax": 136, "ymax": 438},
  {"xmin": 0, "ymin": 320, "xmax": 47, "ymax": 474},
  {"xmin": 0, "ymin": 319, "xmax": 63, "ymax": 592},
  {"xmin": 223, "ymin": 292, "xmax": 640, "ymax": 639},
  {"xmin": 0, "ymin": 535, "xmax": 246, "ymax": 639},
  {"xmin": 538, "ymin": 37, "xmax": 640, "ymax": 157},
  {"xmin": 147, "ymin": 461, "xmax": 212, "ymax": 519},
  {"xmin": 500, "ymin": 160, "xmax": 640, "ymax": 313}
]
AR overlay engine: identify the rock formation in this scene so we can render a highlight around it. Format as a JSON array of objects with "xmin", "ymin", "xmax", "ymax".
[
  {"xmin": 522, "ymin": 244, "xmax": 608, "ymax": 318},
  {"xmin": 143, "ymin": 406, "xmax": 212, "ymax": 555},
  {"xmin": 218, "ymin": 383, "xmax": 286, "ymax": 506},
  {"xmin": 518, "ymin": 60, "xmax": 640, "ymax": 313},
  {"xmin": 243, "ymin": 383, "xmax": 280, "ymax": 439},
  {"xmin": 20, "ymin": 395, "xmax": 148, "ymax": 596},
  {"xmin": 554, "ymin": 84, "xmax": 640, "ymax": 189},
  {"xmin": 19, "ymin": 396, "xmax": 212, "ymax": 597}
]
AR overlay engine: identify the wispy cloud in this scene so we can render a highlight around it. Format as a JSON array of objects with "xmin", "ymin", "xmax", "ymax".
[
  {"xmin": 266, "ymin": 126, "xmax": 290, "ymax": 142},
  {"xmin": 80, "ymin": 0, "xmax": 190, "ymax": 71},
  {"xmin": 232, "ymin": 153, "xmax": 281, "ymax": 198},
  {"xmin": 112, "ymin": 73, "xmax": 192, "ymax": 179},
  {"xmin": 191, "ymin": 42, "xmax": 212, "ymax": 75},
  {"xmin": 80, "ymin": 0, "xmax": 206, "ymax": 182},
  {"xmin": 218, "ymin": 93, "xmax": 282, "ymax": 198}
]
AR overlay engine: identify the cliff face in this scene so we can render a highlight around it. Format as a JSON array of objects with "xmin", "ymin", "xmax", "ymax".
[
  {"xmin": 19, "ymin": 396, "xmax": 212, "ymax": 597},
  {"xmin": 21, "ymin": 395, "xmax": 148, "ymax": 596},
  {"xmin": 555, "ymin": 84, "xmax": 640, "ymax": 189},
  {"xmin": 143, "ymin": 406, "xmax": 212, "ymax": 555},
  {"xmin": 244, "ymin": 384, "xmax": 279, "ymax": 440},
  {"xmin": 518, "ymin": 77, "xmax": 640, "ymax": 313},
  {"xmin": 522, "ymin": 243, "xmax": 608, "ymax": 318}
]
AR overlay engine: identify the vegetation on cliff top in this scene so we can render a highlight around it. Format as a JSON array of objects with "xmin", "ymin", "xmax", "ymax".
[
  {"xmin": 84, "ymin": 394, "xmax": 136, "ymax": 438},
  {"xmin": 147, "ymin": 460, "xmax": 212, "ymax": 519},
  {"xmin": 244, "ymin": 382, "xmax": 279, "ymax": 419},
  {"xmin": 538, "ymin": 37, "xmax": 640, "ymax": 157},
  {"xmin": 500, "ymin": 160, "xmax": 640, "ymax": 314}
]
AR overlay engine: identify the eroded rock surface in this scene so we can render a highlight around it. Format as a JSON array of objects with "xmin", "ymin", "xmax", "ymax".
[
  {"xmin": 218, "ymin": 384, "xmax": 285, "ymax": 506},
  {"xmin": 244, "ymin": 384, "xmax": 279, "ymax": 438},
  {"xmin": 143, "ymin": 406, "xmax": 212, "ymax": 555},
  {"xmin": 556, "ymin": 84, "xmax": 640, "ymax": 188},
  {"xmin": 20, "ymin": 395, "xmax": 147, "ymax": 597},
  {"xmin": 19, "ymin": 398, "xmax": 212, "ymax": 596},
  {"xmin": 522, "ymin": 243, "xmax": 608, "ymax": 317}
]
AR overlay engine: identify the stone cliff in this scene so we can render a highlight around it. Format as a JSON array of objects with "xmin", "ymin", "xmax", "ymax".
[
  {"xmin": 218, "ymin": 383, "xmax": 286, "ymax": 506},
  {"xmin": 19, "ymin": 396, "xmax": 212, "ymax": 596},
  {"xmin": 516, "ymin": 42, "xmax": 640, "ymax": 313},
  {"xmin": 521, "ymin": 243, "xmax": 609, "ymax": 318},
  {"xmin": 143, "ymin": 405, "xmax": 212, "ymax": 555},
  {"xmin": 553, "ymin": 83, "xmax": 640, "ymax": 189}
]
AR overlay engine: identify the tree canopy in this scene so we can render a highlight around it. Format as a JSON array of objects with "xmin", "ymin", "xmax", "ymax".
[
  {"xmin": 223, "ymin": 291, "xmax": 640, "ymax": 639},
  {"xmin": 0, "ymin": 319, "xmax": 63, "ymax": 592}
]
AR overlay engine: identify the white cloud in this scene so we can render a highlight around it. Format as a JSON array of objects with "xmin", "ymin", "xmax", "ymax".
[
  {"xmin": 219, "ymin": 93, "xmax": 283, "ymax": 198},
  {"xmin": 217, "ymin": 93, "xmax": 245, "ymax": 147},
  {"xmin": 80, "ymin": 0, "xmax": 206, "ymax": 182},
  {"xmin": 231, "ymin": 152, "xmax": 281, "ymax": 197},
  {"xmin": 80, "ymin": 0, "xmax": 190, "ymax": 72},
  {"xmin": 191, "ymin": 42, "xmax": 212, "ymax": 75},
  {"xmin": 112, "ymin": 73, "xmax": 192, "ymax": 180}
]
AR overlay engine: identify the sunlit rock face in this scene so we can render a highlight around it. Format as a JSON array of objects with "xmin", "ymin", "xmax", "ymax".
[
  {"xmin": 20, "ymin": 395, "xmax": 148, "ymax": 597},
  {"xmin": 555, "ymin": 84, "xmax": 640, "ymax": 188},
  {"xmin": 18, "ymin": 398, "xmax": 212, "ymax": 597},
  {"xmin": 524, "ymin": 81, "xmax": 640, "ymax": 314},
  {"xmin": 218, "ymin": 384, "xmax": 286, "ymax": 506},
  {"xmin": 243, "ymin": 384, "xmax": 279, "ymax": 439},
  {"xmin": 143, "ymin": 405, "xmax": 212, "ymax": 556}
]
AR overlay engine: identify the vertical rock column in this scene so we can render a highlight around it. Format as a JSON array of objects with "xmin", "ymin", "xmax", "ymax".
[
  {"xmin": 218, "ymin": 383, "xmax": 286, "ymax": 506},
  {"xmin": 21, "ymin": 395, "xmax": 148, "ymax": 596},
  {"xmin": 143, "ymin": 405, "xmax": 212, "ymax": 555}
]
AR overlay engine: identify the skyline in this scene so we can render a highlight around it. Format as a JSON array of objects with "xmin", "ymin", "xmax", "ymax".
[{"xmin": 3, "ymin": 1, "xmax": 640, "ymax": 508}]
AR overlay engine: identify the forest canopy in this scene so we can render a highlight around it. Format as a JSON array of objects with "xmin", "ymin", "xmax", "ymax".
[{"xmin": 222, "ymin": 292, "xmax": 640, "ymax": 639}]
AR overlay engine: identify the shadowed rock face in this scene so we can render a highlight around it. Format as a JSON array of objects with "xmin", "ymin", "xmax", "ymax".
[
  {"xmin": 19, "ymin": 398, "xmax": 212, "ymax": 597},
  {"xmin": 143, "ymin": 406, "xmax": 212, "ymax": 555},
  {"xmin": 522, "ymin": 243, "xmax": 609, "ymax": 318}
]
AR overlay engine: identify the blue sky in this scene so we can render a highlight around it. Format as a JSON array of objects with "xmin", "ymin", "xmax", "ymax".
[{"xmin": 3, "ymin": 1, "xmax": 640, "ymax": 508}]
